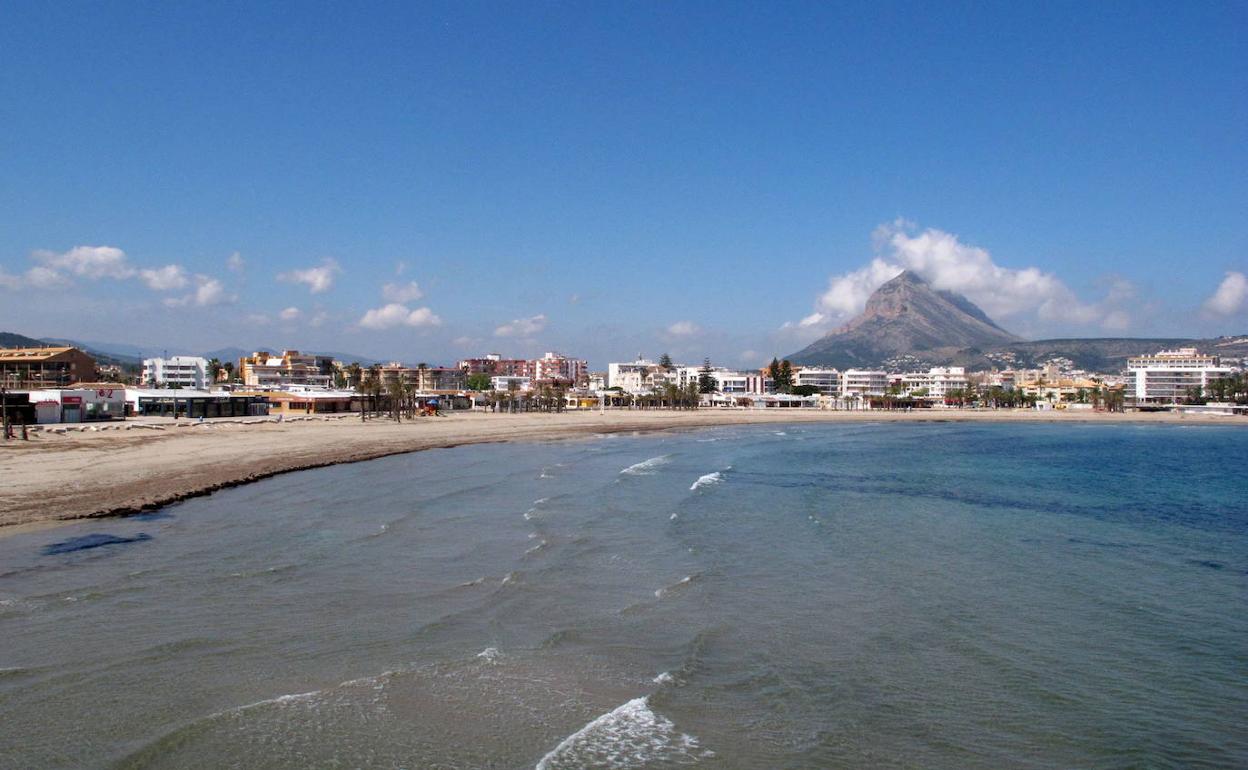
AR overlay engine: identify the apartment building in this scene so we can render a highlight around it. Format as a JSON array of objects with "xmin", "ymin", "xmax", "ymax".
[
  {"xmin": 900, "ymin": 366, "xmax": 969, "ymax": 401},
  {"xmin": 795, "ymin": 367, "xmax": 841, "ymax": 396},
  {"xmin": 840, "ymin": 369, "xmax": 888, "ymax": 398},
  {"xmin": 141, "ymin": 356, "xmax": 210, "ymax": 388},
  {"xmin": 238, "ymin": 350, "xmax": 334, "ymax": 388},
  {"xmin": 0, "ymin": 346, "xmax": 96, "ymax": 388},
  {"xmin": 1126, "ymin": 348, "xmax": 1233, "ymax": 405}
]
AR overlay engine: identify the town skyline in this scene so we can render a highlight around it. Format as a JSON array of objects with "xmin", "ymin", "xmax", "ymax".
[{"xmin": 2, "ymin": 3, "xmax": 1245, "ymax": 367}]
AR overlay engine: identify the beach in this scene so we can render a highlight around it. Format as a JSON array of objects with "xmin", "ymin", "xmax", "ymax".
[{"xmin": 1, "ymin": 408, "xmax": 1242, "ymax": 532}]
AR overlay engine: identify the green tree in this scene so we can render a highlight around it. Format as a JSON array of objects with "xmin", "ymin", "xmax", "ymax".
[
  {"xmin": 778, "ymin": 359, "xmax": 794, "ymax": 393},
  {"xmin": 659, "ymin": 353, "xmax": 673, "ymax": 370},
  {"xmin": 697, "ymin": 358, "xmax": 716, "ymax": 394},
  {"xmin": 206, "ymin": 358, "xmax": 222, "ymax": 384},
  {"xmin": 466, "ymin": 372, "xmax": 492, "ymax": 391}
]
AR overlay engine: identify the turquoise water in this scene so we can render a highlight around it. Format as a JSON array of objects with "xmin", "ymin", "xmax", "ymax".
[{"xmin": 1, "ymin": 423, "xmax": 1245, "ymax": 768}]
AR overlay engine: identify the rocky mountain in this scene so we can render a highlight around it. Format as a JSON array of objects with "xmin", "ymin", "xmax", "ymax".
[
  {"xmin": 787, "ymin": 271, "xmax": 1020, "ymax": 369},
  {"xmin": 785, "ymin": 275, "xmax": 1248, "ymax": 372}
]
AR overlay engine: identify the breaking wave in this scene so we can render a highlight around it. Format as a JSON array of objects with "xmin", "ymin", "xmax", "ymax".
[
  {"xmin": 689, "ymin": 472, "xmax": 722, "ymax": 491},
  {"xmin": 534, "ymin": 696, "xmax": 709, "ymax": 769},
  {"xmin": 620, "ymin": 455, "xmax": 671, "ymax": 476}
]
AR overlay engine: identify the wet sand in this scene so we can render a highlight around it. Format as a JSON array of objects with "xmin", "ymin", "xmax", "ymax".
[{"xmin": 1, "ymin": 408, "xmax": 1241, "ymax": 532}]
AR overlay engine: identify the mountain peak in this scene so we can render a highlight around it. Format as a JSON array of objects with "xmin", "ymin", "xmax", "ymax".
[
  {"xmin": 884, "ymin": 269, "xmax": 926, "ymax": 286},
  {"xmin": 787, "ymin": 273, "xmax": 1020, "ymax": 368}
]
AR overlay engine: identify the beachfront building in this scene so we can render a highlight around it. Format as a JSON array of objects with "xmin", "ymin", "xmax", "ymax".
[
  {"xmin": 375, "ymin": 364, "xmax": 468, "ymax": 392},
  {"xmin": 490, "ymin": 375, "xmax": 532, "ymax": 392},
  {"xmin": 0, "ymin": 346, "xmax": 97, "ymax": 388},
  {"xmin": 24, "ymin": 387, "xmax": 126, "ymax": 423},
  {"xmin": 141, "ymin": 356, "xmax": 210, "ymax": 388},
  {"xmin": 840, "ymin": 370, "xmax": 888, "ymax": 399},
  {"xmin": 458, "ymin": 354, "xmax": 532, "ymax": 378},
  {"xmin": 238, "ymin": 350, "xmax": 334, "ymax": 388},
  {"xmin": 241, "ymin": 389, "xmax": 360, "ymax": 416},
  {"xmin": 900, "ymin": 367, "xmax": 969, "ymax": 403},
  {"xmin": 795, "ymin": 367, "xmax": 841, "ymax": 396},
  {"xmin": 607, "ymin": 357, "xmax": 661, "ymax": 394},
  {"xmin": 533, "ymin": 352, "xmax": 588, "ymax": 387},
  {"xmin": 1126, "ymin": 348, "xmax": 1234, "ymax": 406},
  {"xmin": 126, "ymin": 388, "xmax": 267, "ymax": 419}
]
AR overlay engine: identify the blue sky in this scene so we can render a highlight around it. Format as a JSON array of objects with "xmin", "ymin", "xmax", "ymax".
[{"xmin": 1, "ymin": 1, "xmax": 1244, "ymax": 367}]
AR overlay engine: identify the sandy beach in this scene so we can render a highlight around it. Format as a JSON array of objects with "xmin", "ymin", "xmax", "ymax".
[{"xmin": 1, "ymin": 408, "xmax": 1242, "ymax": 533}]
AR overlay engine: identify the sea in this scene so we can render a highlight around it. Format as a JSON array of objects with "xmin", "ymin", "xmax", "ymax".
[{"xmin": 1, "ymin": 422, "xmax": 1245, "ymax": 769}]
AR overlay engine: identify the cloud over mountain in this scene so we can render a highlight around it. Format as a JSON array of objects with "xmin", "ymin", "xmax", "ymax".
[{"xmin": 796, "ymin": 221, "xmax": 1133, "ymax": 337}]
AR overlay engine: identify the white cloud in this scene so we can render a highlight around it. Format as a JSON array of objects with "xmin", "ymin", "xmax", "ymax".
[
  {"xmin": 1202, "ymin": 271, "xmax": 1248, "ymax": 317},
  {"xmin": 816, "ymin": 258, "xmax": 904, "ymax": 318},
  {"xmin": 23, "ymin": 265, "xmax": 73, "ymax": 290},
  {"xmin": 794, "ymin": 221, "xmax": 1131, "ymax": 334},
  {"xmin": 33, "ymin": 245, "xmax": 134, "ymax": 280},
  {"xmin": 139, "ymin": 264, "xmax": 189, "ymax": 291},
  {"xmin": 163, "ymin": 275, "xmax": 232, "ymax": 307},
  {"xmin": 0, "ymin": 267, "xmax": 21, "ymax": 290},
  {"xmin": 246, "ymin": 313, "xmax": 272, "ymax": 325},
  {"xmin": 226, "ymin": 252, "xmax": 245, "ymax": 272},
  {"xmin": 453, "ymin": 335, "xmax": 480, "ymax": 348},
  {"xmin": 358, "ymin": 303, "xmax": 443, "ymax": 330},
  {"xmin": 382, "ymin": 281, "xmax": 424, "ymax": 303},
  {"xmin": 310, "ymin": 310, "xmax": 328, "ymax": 328},
  {"xmin": 277, "ymin": 259, "xmax": 340, "ymax": 294},
  {"xmin": 279, "ymin": 306, "xmax": 301, "ymax": 321},
  {"xmin": 494, "ymin": 313, "xmax": 547, "ymax": 337},
  {"xmin": 666, "ymin": 320, "xmax": 701, "ymax": 337},
  {"xmin": 798, "ymin": 312, "xmax": 825, "ymax": 327}
]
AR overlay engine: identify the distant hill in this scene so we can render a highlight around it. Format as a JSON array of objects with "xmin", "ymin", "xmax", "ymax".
[
  {"xmin": 785, "ymin": 276, "xmax": 1248, "ymax": 373},
  {"xmin": 787, "ymin": 271, "xmax": 1020, "ymax": 369},
  {"xmin": 1, "ymin": 331, "xmax": 141, "ymax": 370}
]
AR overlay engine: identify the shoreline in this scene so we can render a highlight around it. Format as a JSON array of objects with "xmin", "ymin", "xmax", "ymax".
[{"xmin": 2, "ymin": 408, "xmax": 1243, "ymax": 535}]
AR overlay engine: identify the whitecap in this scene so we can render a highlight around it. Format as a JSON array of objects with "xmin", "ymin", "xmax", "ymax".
[
  {"xmin": 620, "ymin": 455, "xmax": 671, "ymax": 476},
  {"xmin": 689, "ymin": 472, "xmax": 722, "ymax": 491},
  {"xmin": 654, "ymin": 574, "xmax": 696, "ymax": 599},
  {"xmin": 477, "ymin": 647, "xmax": 501, "ymax": 664},
  {"xmin": 525, "ymin": 540, "xmax": 548, "ymax": 556},
  {"xmin": 534, "ymin": 696, "xmax": 709, "ymax": 769},
  {"xmin": 653, "ymin": 671, "xmax": 675, "ymax": 685}
]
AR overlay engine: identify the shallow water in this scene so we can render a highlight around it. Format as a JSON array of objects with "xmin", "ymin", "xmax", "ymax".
[{"xmin": 1, "ymin": 423, "xmax": 1245, "ymax": 768}]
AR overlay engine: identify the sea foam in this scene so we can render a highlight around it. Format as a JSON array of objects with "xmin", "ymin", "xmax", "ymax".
[
  {"xmin": 689, "ymin": 472, "xmax": 722, "ymax": 491},
  {"xmin": 620, "ymin": 455, "xmax": 671, "ymax": 476},
  {"xmin": 534, "ymin": 696, "xmax": 708, "ymax": 769}
]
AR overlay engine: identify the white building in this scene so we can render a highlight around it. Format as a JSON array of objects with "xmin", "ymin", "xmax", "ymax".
[
  {"xmin": 607, "ymin": 357, "xmax": 660, "ymax": 394},
  {"xmin": 900, "ymin": 366, "xmax": 968, "ymax": 402},
  {"xmin": 490, "ymin": 375, "xmax": 532, "ymax": 392},
  {"xmin": 668, "ymin": 365, "xmax": 752, "ymax": 394},
  {"xmin": 841, "ymin": 370, "xmax": 888, "ymax": 398},
  {"xmin": 141, "ymin": 356, "xmax": 210, "ymax": 388},
  {"xmin": 795, "ymin": 367, "xmax": 840, "ymax": 395},
  {"xmin": 1126, "ymin": 348, "xmax": 1233, "ymax": 405}
]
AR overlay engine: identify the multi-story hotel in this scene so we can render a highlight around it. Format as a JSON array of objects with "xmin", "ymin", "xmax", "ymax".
[
  {"xmin": 141, "ymin": 356, "xmax": 210, "ymax": 388},
  {"xmin": 1126, "ymin": 348, "xmax": 1233, "ymax": 405}
]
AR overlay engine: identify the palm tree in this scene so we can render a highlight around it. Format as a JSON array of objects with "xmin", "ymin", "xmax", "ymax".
[{"xmin": 206, "ymin": 358, "xmax": 222, "ymax": 385}]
